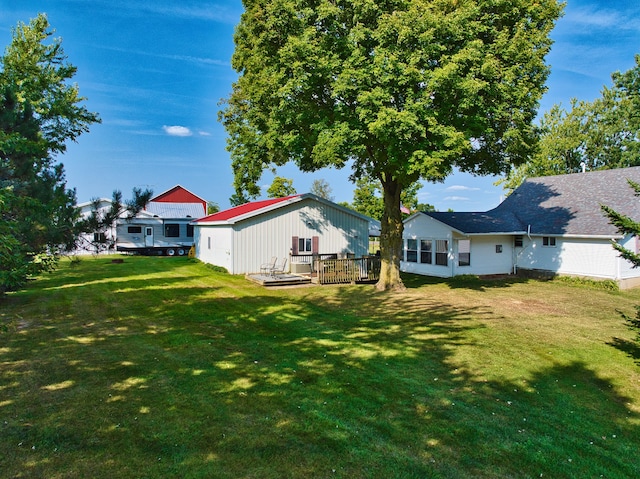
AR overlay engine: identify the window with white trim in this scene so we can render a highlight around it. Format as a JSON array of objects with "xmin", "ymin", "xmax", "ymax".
[
  {"xmin": 435, "ymin": 239, "xmax": 449, "ymax": 266},
  {"xmin": 406, "ymin": 239, "xmax": 418, "ymax": 262},
  {"xmin": 298, "ymin": 237, "xmax": 312, "ymax": 253},
  {"xmin": 542, "ymin": 236, "xmax": 556, "ymax": 247},
  {"xmin": 420, "ymin": 239, "xmax": 432, "ymax": 264},
  {"xmin": 458, "ymin": 239, "xmax": 470, "ymax": 266}
]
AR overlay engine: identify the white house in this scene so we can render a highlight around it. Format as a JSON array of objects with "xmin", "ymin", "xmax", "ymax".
[
  {"xmin": 192, "ymin": 194, "xmax": 371, "ymax": 274},
  {"xmin": 402, "ymin": 167, "xmax": 640, "ymax": 289},
  {"xmin": 74, "ymin": 198, "xmax": 116, "ymax": 254}
]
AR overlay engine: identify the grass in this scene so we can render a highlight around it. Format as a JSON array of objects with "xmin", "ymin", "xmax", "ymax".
[{"xmin": 1, "ymin": 256, "xmax": 640, "ymax": 478}]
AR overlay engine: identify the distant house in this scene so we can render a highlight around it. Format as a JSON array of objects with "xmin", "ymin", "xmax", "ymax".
[
  {"xmin": 74, "ymin": 198, "xmax": 116, "ymax": 254},
  {"xmin": 192, "ymin": 194, "xmax": 371, "ymax": 274},
  {"xmin": 401, "ymin": 167, "xmax": 640, "ymax": 289}
]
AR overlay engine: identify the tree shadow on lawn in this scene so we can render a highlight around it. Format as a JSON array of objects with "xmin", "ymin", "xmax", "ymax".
[
  {"xmin": 28, "ymin": 255, "xmax": 196, "ymax": 292},
  {"xmin": 401, "ymin": 272, "xmax": 533, "ymax": 292},
  {"xmin": 2, "ymin": 278, "xmax": 639, "ymax": 478}
]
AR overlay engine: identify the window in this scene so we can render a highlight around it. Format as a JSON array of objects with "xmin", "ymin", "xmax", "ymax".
[
  {"xmin": 458, "ymin": 239, "xmax": 470, "ymax": 266},
  {"xmin": 207, "ymin": 237, "xmax": 211, "ymax": 250},
  {"xmin": 94, "ymin": 232, "xmax": 106, "ymax": 243},
  {"xmin": 420, "ymin": 239, "xmax": 432, "ymax": 264},
  {"xmin": 165, "ymin": 223, "xmax": 180, "ymax": 238},
  {"xmin": 514, "ymin": 235, "xmax": 523, "ymax": 247},
  {"xmin": 406, "ymin": 239, "xmax": 418, "ymax": 262},
  {"xmin": 299, "ymin": 237, "xmax": 312, "ymax": 253},
  {"xmin": 186, "ymin": 224, "xmax": 194, "ymax": 238},
  {"xmin": 542, "ymin": 236, "xmax": 556, "ymax": 247},
  {"xmin": 128, "ymin": 226, "xmax": 142, "ymax": 234},
  {"xmin": 435, "ymin": 240, "xmax": 448, "ymax": 266}
]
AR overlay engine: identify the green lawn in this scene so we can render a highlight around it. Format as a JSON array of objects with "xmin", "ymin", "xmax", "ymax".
[{"xmin": 1, "ymin": 256, "xmax": 640, "ymax": 478}]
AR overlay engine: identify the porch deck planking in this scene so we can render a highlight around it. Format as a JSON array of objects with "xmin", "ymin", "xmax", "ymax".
[{"xmin": 245, "ymin": 273, "xmax": 312, "ymax": 287}]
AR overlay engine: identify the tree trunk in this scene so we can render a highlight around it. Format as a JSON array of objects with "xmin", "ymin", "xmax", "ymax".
[{"xmin": 376, "ymin": 177, "xmax": 406, "ymax": 291}]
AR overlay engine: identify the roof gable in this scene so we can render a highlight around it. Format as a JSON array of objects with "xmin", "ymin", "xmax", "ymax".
[
  {"xmin": 418, "ymin": 167, "xmax": 640, "ymax": 237},
  {"xmin": 196, "ymin": 195, "xmax": 302, "ymax": 222},
  {"xmin": 194, "ymin": 193, "xmax": 372, "ymax": 224},
  {"xmin": 497, "ymin": 167, "xmax": 640, "ymax": 236},
  {"xmin": 151, "ymin": 185, "xmax": 206, "ymax": 205}
]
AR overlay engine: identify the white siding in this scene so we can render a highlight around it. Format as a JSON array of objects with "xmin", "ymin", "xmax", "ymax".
[
  {"xmin": 618, "ymin": 235, "xmax": 640, "ymax": 280},
  {"xmin": 195, "ymin": 226, "xmax": 233, "ymax": 272},
  {"xmin": 401, "ymin": 215, "xmax": 640, "ymax": 286},
  {"xmin": 401, "ymin": 215, "xmax": 516, "ymax": 277},
  {"xmin": 455, "ymin": 236, "xmax": 514, "ymax": 276},
  {"xmin": 401, "ymin": 215, "xmax": 454, "ymax": 277},
  {"xmin": 517, "ymin": 236, "xmax": 619, "ymax": 279}
]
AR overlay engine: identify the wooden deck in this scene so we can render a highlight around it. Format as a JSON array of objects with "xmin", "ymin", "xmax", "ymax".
[
  {"xmin": 247, "ymin": 256, "xmax": 381, "ymax": 287},
  {"xmin": 245, "ymin": 273, "xmax": 312, "ymax": 287}
]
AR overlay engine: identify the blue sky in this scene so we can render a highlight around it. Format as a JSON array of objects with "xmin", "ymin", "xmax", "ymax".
[{"xmin": 1, "ymin": 0, "xmax": 639, "ymax": 212}]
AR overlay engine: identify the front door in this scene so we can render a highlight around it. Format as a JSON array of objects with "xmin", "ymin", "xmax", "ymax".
[{"xmin": 144, "ymin": 227, "xmax": 154, "ymax": 247}]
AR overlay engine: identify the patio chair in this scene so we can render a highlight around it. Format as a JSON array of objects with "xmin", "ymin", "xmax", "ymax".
[
  {"xmin": 260, "ymin": 257, "xmax": 277, "ymax": 275},
  {"xmin": 269, "ymin": 258, "xmax": 287, "ymax": 277}
]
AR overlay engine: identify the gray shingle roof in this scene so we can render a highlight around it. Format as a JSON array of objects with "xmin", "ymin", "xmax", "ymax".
[{"xmin": 424, "ymin": 167, "xmax": 640, "ymax": 237}]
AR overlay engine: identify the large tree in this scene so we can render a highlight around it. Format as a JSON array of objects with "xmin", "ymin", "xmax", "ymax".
[
  {"xmin": 220, "ymin": 0, "xmax": 562, "ymax": 290},
  {"xmin": 0, "ymin": 14, "xmax": 100, "ymax": 293},
  {"xmin": 501, "ymin": 54, "xmax": 640, "ymax": 193}
]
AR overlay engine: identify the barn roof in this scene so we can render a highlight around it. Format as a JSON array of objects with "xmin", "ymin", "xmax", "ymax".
[
  {"xmin": 420, "ymin": 167, "xmax": 640, "ymax": 237},
  {"xmin": 145, "ymin": 201, "xmax": 205, "ymax": 218},
  {"xmin": 151, "ymin": 185, "xmax": 207, "ymax": 205}
]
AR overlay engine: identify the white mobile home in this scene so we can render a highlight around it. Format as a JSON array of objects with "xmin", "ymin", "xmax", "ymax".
[
  {"xmin": 115, "ymin": 203, "xmax": 202, "ymax": 256},
  {"xmin": 402, "ymin": 167, "xmax": 640, "ymax": 288},
  {"xmin": 193, "ymin": 194, "xmax": 371, "ymax": 274},
  {"xmin": 116, "ymin": 185, "xmax": 207, "ymax": 256}
]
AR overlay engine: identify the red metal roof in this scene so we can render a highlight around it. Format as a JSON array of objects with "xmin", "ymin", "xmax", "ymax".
[
  {"xmin": 152, "ymin": 185, "xmax": 206, "ymax": 205},
  {"xmin": 195, "ymin": 195, "xmax": 301, "ymax": 222}
]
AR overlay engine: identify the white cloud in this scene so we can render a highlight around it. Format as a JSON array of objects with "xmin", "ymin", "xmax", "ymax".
[
  {"xmin": 69, "ymin": 0, "xmax": 241, "ymax": 25},
  {"xmin": 444, "ymin": 196, "xmax": 469, "ymax": 202},
  {"xmin": 163, "ymin": 125, "xmax": 193, "ymax": 137},
  {"xmin": 568, "ymin": 6, "xmax": 637, "ymax": 31},
  {"xmin": 198, "ymin": 130, "xmax": 212, "ymax": 137},
  {"xmin": 446, "ymin": 185, "xmax": 480, "ymax": 192}
]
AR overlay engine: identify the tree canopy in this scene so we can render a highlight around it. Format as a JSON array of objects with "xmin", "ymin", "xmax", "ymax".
[
  {"xmin": 267, "ymin": 176, "xmax": 296, "ymax": 198},
  {"xmin": 0, "ymin": 14, "xmax": 100, "ymax": 293},
  {"xmin": 309, "ymin": 178, "xmax": 334, "ymax": 201},
  {"xmin": 501, "ymin": 54, "xmax": 640, "ymax": 193},
  {"xmin": 221, "ymin": 0, "xmax": 562, "ymax": 289}
]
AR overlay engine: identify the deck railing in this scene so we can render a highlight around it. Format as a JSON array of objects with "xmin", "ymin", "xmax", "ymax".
[
  {"xmin": 315, "ymin": 256, "xmax": 381, "ymax": 284},
  {"xmin": 288, "ymin": 254, "xmax": 381, "ymax": 284}
]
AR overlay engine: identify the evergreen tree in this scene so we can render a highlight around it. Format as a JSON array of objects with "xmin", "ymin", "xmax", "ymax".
[{"xmin": 0, "ymin": 14, "xmax": 100, "ymax": 294}]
